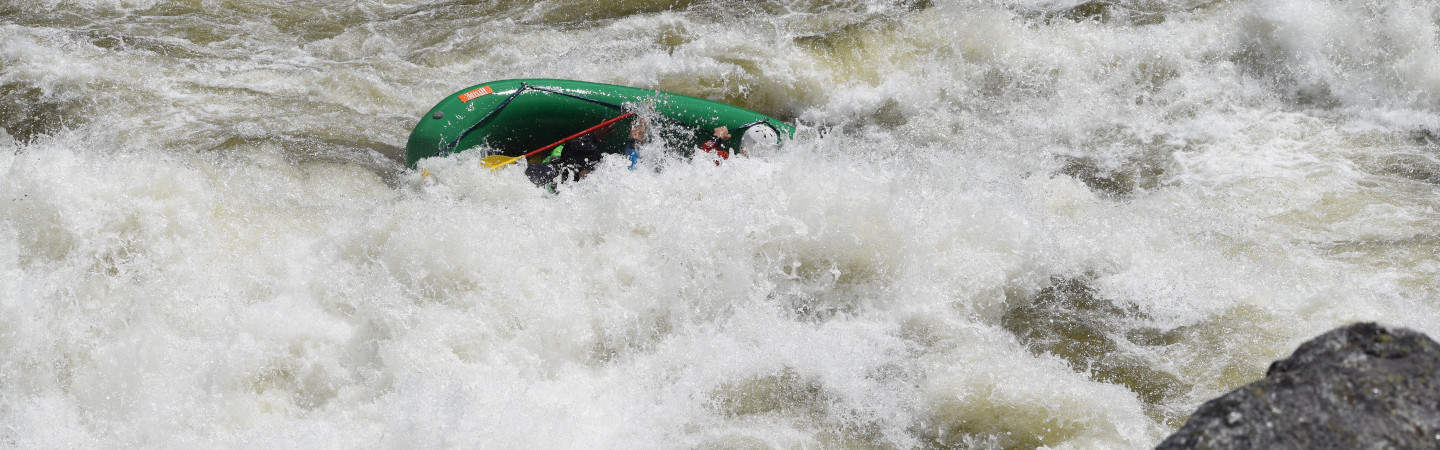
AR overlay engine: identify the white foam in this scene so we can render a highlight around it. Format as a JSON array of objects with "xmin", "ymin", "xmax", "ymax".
[{"xmin": 3, "ymin": 0, "xmax": 1439, "ymax": 447}]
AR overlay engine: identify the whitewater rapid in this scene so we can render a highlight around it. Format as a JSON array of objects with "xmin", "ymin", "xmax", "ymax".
[{"xmin": 2, "ymin": 0, "xmax": 1438, "ymax": 447}]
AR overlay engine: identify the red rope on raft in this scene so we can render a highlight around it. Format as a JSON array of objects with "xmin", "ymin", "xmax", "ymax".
[{"xmin": 517, "ymin": 112, "xmax": 635, "ymax": 160}]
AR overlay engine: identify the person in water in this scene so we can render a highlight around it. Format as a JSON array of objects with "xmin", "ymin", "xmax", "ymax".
[
  {"xmin": 700, "ymin": 124, "xmax": 780, "ymax": 160},
  {"xmin": 527, "ymin": 113, "xmax": 649, "ymax": 187},
  {"xmin": 529, "ymin": 117, "xmax": 782, "ymax": 187},
  {"xmin": 525, "ymin": 132, "xmax": 605, "ymax": 187},
  {"xmin": 623, "ymin": 122, "xmax": 740, "ymax": 167},
  {"xmin": 623, "ymin": 120, "xmax": 737, "ymax": 168},
  {"xmin": 624, "ymin": 115, "xmax": 648, "ymax": 170},
  {"xmin": 699, "ymin": 126, "xmax": 737, "ymax": 160}
]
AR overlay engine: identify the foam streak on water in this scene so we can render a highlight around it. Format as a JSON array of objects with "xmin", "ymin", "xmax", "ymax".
[{"xmin": 2, "ymin": 0, "xmax": 1438, "ymax": 447}]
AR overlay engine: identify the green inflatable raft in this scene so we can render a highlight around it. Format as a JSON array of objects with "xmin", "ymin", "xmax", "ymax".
[{"xmin": 405, "ymin": 78, "xmax": 794, "ymax": 167}]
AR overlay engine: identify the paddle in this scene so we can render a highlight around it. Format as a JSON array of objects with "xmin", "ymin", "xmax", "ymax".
[{"xmin": 481, "ymin": 112, "xmax": 636, "ymax": 170}]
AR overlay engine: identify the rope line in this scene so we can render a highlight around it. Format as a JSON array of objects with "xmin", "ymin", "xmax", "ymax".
[{"xmin": 526, "ymin": 85, "xmax": 624, "ymax": 110}]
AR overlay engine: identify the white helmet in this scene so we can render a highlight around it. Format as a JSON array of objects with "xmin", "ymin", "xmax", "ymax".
[{"xmin": 741, "ymin": 124, "xmax": 780, "ymax": 154}]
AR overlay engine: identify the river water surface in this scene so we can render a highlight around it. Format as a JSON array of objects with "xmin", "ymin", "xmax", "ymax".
[{"xmin": 3, "ymin": 0, "xmax": 1438, "ymax": 447}]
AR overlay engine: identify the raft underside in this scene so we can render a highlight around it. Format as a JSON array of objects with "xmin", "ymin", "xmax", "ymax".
[{"xmin": 405, "ymin": 79, "xmax": 793, "ymax": 167}]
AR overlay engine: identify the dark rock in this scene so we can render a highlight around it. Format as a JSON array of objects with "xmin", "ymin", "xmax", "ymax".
[{"xmin": 1156, "ymin": 322, "xmax": 1440, "ymax": 449}]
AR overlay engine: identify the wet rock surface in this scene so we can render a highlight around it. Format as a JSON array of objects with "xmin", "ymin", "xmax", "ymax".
[{"xmin": 1157, "ymin": 322, "xmax": 1440, "ymax": 449}]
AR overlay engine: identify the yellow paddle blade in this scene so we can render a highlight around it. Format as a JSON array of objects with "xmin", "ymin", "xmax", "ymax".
[{"xmin": 481, "ymin": 154, "xmax": 522, "ymax": 170}]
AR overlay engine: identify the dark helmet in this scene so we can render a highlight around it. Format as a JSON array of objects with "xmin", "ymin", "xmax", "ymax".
[{"xmin": 565, "ymin": 133, "xmax": 602, "ymax": 164}]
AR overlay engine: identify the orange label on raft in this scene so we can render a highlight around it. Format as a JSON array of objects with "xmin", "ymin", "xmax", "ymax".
[{"xmin": 458, "ymin": 86, "xmax": 494, "ymax": 102}]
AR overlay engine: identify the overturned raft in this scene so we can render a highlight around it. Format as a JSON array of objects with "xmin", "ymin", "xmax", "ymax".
[{"xmin": 405, "ymin": 78, "xmax": 795, "ymax": 167}]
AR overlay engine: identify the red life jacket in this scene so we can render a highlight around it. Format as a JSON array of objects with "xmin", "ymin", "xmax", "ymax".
[{"xmin": 699, "ymin": 138, "xmax": 730, "ymax": 160}]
